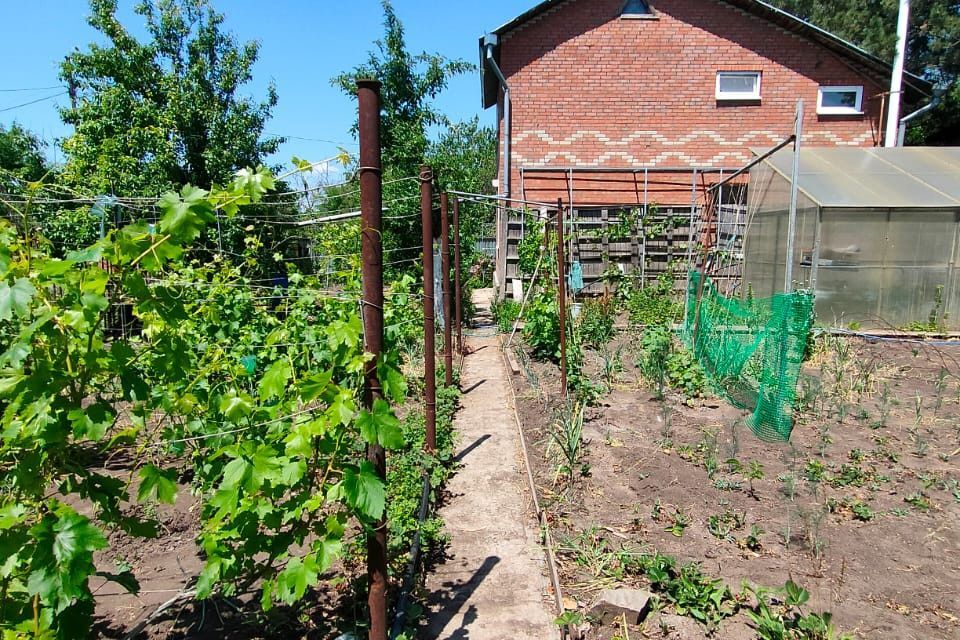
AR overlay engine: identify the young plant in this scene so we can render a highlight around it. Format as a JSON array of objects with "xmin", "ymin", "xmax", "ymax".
[
  {"xmin": 746, "ymin": 460, "xmax": 765, "ymax": 500},
  {"xmin": 550, "ymin": 402, "xmax": 587, "ymax": 484}
]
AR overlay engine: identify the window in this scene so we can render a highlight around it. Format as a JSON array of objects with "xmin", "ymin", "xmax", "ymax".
[
  {"xmin": 716, "ymin": 71, "xmax": 761, "ymax": 101},
  {"xmin": 817, "ymin": 86, "xmax": 863, "ymax": 115},
  {"xmin": 621, "ymin": 0, "xmax": 652, "ymax": 16}
]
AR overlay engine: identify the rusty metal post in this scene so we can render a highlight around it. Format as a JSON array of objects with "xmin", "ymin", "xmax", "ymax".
[
  {"xmin": 556, "ymin": 199, "xmax": 568, "ymax": 398},
  {"xmin": 454, "ymin": 198, "xmax": 463, "ymax": 355},
  {"xmin": 357, "ymin": 79, "xmax": 387, "ymax": 640},
  {"xmin": 421, "ymin": 166, "xmax": 437, "ymax": 452},
  {"xmin": 441, "ymin": 193, "xmax": 453, "ymax": 386}
]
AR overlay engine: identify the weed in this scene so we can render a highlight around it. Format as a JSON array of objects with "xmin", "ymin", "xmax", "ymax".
[
  {"xmin": 908, "ymin": 428, "xmax": 929, "ymax": 458},
  {"xmin": 747, "ymin": 460, "xmax": 765, "ymax": 500},
  {"xmin": 490, "ymin": 296, "xmax": 522, "ymax": 334},
  {"xmin": 805, "ymin": 460, "xmax": 827, "ymax": 483},
  {"xmin": 707, "ymin": 509, "xmax": 745, "ymax": 541},
  {"xmin": 934, "ymin": 367, "xmax": 949, "ymax": 413},
  {"xmin": 746, "ymin": 581, "xmax": 852, "ymax": 640},
  {"xmin": 743, "ymin": 525, "xmax": 764, "ymax": 551},
  {"xmin": 713, "ymin": 477, "xmax": 744, "ymax": 492},
  {"xmin": 623, "ymin": 552, "xmax": 738, "ymax": 633},
  {"xmin": 639, "ymin": 326, "xmax": 672, "ymax": 399},
  {"xmin": 904, "ymin": 492, "xmax": 932, "ymax": 512},
  {"xmin": 577, "ymin": 298, "xmax": 616, "ymax": 348},
  {"xmin": 665, "ymin": 508, "xmax": 690, "ymax": 537}
]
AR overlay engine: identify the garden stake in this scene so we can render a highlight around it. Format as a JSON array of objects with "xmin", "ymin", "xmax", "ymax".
[
  {"xmin": 421, "ymin": 165, "xmax": 437, "ymax": 452},
  {"xmin": 453, "ymin": 197, "xmax": 463, "ymax": 354},
  {"xmin": 441, "ymin": 192, "xmax": 453, "ymax": 386},
  {"xmin": 557, "ymin": 198, "xmax": 568, "ymax": 398},
  {"xmin": 357, "ymin": 79, "xmax": 387, "ymax": 640}
]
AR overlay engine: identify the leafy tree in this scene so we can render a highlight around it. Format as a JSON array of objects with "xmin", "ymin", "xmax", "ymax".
[
  {"xmin": 769, "ymin": 0, "xmax": 960, "ymax": 143},
  {"xmin": 332, "ymin": 0, "xmax": 473, "ymax": 261},
  {"xmin": 59, "ymin": 0, "xmax": 281, "ymax": 196},
  {"xmin": 0, "ymin": 123, "xmax": 48, "ymax": 193}
]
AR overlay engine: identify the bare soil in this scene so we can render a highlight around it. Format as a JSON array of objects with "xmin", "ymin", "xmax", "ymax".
[{"xmin": 511, "ymin": 333, "xmax": 960, "ymax": 639}]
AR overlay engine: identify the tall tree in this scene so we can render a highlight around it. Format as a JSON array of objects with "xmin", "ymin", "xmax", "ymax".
[
  {"xmin": 59, "ymin": 0, "xmax": 281, "ymax": 196},
  {"xmin": 332, "ymin": 0, "xmax": 473, "ymax": 260},
  {"xmin": 770, "ymin": 0, "xmax": 960, "ymax": 143}
]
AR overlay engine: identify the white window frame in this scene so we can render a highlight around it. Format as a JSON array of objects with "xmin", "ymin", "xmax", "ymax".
[
  {"xmin": 817, "ymin": 85, "xmax": 864, "ymax": 115},
  {"xmin": 715, "ymin": 71, "xmax": 762, "ymax": 101}
]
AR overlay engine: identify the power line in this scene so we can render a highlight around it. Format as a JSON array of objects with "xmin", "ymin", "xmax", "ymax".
[
  {"xmin": 0, "ymin": 85, "xmax": 66, "ymax": 93},
  {"xmin": 0, "ymin": 92, "xmax": 68, "ymax": 113}
]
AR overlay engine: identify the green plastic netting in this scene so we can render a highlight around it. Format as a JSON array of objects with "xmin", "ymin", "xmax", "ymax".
[{"xmin": 682, "ymin": 271, "xmax": 815, "ymax": 442}]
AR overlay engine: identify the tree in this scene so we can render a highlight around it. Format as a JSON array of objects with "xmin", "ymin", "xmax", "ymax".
[
  {"xmin": 59, "ymin": 0, "xmax": 281, "ymax": 197},
  {"xmin": 332, "ymin": 0, "xmax": 473, "ymax": 260},
  {"xmin": 0, "ymin": 123, "xmax": 48, "ymax": 193},
  {"xmin": 769, "ymin": 0, "xmax": 960, "ymax": 144}
]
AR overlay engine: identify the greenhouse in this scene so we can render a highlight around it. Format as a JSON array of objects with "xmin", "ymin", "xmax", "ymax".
[{"xmin": 742, "ymin": 146, "xmax": 960, "ymax": 330}]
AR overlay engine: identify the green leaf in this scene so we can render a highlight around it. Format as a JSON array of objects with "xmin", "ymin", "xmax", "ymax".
[
  {"xmin": 0, "ymin": 278, "xmax": 36, "ymax": 321},
  {"xmin": 50, "ymin": 509, "xmax": 108, "ymax": 565},
  {"xmin": 299, "ymin": 370, "xmax": 333, "ymax": 402},
  {"xmin": 69, "ymin": 402, "xmax": 115, "ymax": 442},
  {"xmin": 219, "ymin": 390, "xmax": 253, "ymax": 422},
  {"xmin": 137, "ymin": 465, "xmax": 178, "ymax": 504},
  {"xmin": 340, "ymin": 461, "xmax": 386, "ymax": 520},
  {"xmin": 378, "ymin": 361, "xmax": 407, "ymax": 404},
  {"xmin": 275, "ymin": 556, "xmax": 317, "ymax": 605},
  {"xmin": 259, "ymin": 359, "xmax": 291, "ymax": 400},
  {"xmin": 0, "ymin": 503, "xmax": 27, "ymax": 529},
  {"xmin": 221, "ymin": 457, "xmax": 251, "ymax": 491},
  {"xmin": 157, "ymin": 186, "xmax": 215, "ymax": 242},
  {"xmin": 356, "ymin": 399, "xmax": 404, "ymax": 450}
]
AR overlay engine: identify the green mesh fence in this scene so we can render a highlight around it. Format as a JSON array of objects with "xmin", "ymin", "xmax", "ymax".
[{"xmin": 682, "ymin": 271, "xmax": 814, "ymax": 442}]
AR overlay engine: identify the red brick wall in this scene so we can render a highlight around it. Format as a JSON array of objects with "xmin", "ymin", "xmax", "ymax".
[{"xmin": 496, "ymin": 0, "xmax": 887, "ymax": 205}]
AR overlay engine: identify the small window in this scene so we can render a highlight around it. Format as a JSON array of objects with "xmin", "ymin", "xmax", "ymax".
[
  {"xmin": 716, "ymin": 71, "xmax": 761, "ymax": 101},
  {"xmin": 818, "ymin": 86, "xmax": 863, "ymax": 115},
  {"xmin": 621, "ymin": 0, "xmax": 652, "ymax": 16}
]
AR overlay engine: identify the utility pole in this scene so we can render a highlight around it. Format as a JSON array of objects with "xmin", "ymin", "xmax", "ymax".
[{"xmin": 885, "ymin": 0, "xmax": 910, "ymax": 147}]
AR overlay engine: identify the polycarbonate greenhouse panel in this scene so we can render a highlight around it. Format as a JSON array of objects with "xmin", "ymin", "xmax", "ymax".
[{"xmin": 751, "ymin": 146, "xmax": 960, "ymax": 209}]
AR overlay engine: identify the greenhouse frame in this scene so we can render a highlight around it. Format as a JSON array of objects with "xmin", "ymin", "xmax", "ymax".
[{"xmin": 742, "ymin": 146, "xmax": 960, "ymax": 330}]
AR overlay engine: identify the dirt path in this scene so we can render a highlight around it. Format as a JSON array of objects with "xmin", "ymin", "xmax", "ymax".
[{"xmin": 423, "ymin": 289, "xmax": 556, "ymax": 640}]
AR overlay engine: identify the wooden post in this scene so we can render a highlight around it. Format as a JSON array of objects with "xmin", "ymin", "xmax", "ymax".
[{"xmin": 421, "ymin": 166, "xmax": 437, "ymax": 452}]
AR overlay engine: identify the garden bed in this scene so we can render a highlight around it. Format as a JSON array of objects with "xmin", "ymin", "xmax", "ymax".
[{"xmin": 510, "ymin": 332, "xmax": 960, "ymax": 639}]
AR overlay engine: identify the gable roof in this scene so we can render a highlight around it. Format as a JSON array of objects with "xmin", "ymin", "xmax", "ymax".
[{"xmin": 480, "ymin": 0, "xmax": 932, "ymax": 108}]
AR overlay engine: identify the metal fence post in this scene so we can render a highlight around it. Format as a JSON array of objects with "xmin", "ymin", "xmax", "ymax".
[
  {"xmin": 421, "ymin": 166, "xmax": 437, "ymax": 452},
  {"xmin": 454, "ymin": 198, "xmax": 463, "ymax": 355},
  {"xmin": 357, "ymin": 79, "xmax": 387, "ymax": 640},
  {"xmin": 441, "ymin": 193, "xmax": 453, "ymax": 386},
  {"xmin": 557, "ymin": 198, "xmax": 568, "ymax": 398}
]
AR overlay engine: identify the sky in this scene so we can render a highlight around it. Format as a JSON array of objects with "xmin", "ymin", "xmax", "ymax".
[{"xmin": 0, "ymin": 0, "xmax": 531, "ymax": 169}]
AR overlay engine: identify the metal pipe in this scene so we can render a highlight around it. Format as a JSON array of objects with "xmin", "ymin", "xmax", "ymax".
[
  {"xmin": 557, "ymin": 198, "xmax": 568, "ymax": 398},
  {"xmin": 706, "ymin": 136, "xmax": 796, "ymax": 193},
  {"xmin": 357, "ymin": 79, "xmax": 387, "ymax": 640},
  {"xmin": 898, "ymin": 90, "xmax": 942, "ymax": 146},
  {"xmin": 785, "ymin": 99, "xmax": 804, "ymax": 292},
  {"xmin": 441, "ymin": 193, "xmax": 453, "ymax": 387},
  {"xmin": 421, "ymin": 165, "xmax": 437, "ymax": 453},
  {"xmin": 485, "ymin": 42, "xmax": 511, "ymax": 296},
  {"xmin": 484, "ymin": 43, "xmax": 511, "ymax": 204},
  {"xmin": 885, "ymin": 0, "xmax": 911, "ymax": 147},
  {"xmin": 453, "ymin": 198, "xmax": 463, "ymax": 355}
]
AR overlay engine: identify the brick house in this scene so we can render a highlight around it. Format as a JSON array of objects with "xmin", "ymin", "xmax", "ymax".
[{"xmin": 479, "ymin": 0, "xmax": 930, "ymax": 294}]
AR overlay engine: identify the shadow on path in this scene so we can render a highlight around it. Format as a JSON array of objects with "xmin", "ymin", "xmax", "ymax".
[
  {"xmin": 422, "ymin": 556, "xmax": 500, "ymax": 640},
  {"xmin": 453, "ymin": 434, "xmax": 491, "ymax": 463}
]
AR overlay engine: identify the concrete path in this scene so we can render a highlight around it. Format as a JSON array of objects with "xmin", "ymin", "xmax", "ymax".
[{"xmin": 423, "ymin": 289, "xmax": 556, "ymax": 640}]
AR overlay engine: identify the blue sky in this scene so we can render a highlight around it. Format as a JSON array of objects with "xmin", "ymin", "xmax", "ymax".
[{"xmin": 0, "ymin": 0, "xmax": 531, "ymax": 167}]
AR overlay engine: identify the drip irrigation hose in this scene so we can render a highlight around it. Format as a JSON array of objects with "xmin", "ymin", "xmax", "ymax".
[{"xmin": 389, "ymin": 472, "xmax": 432, "ymax": 639}]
